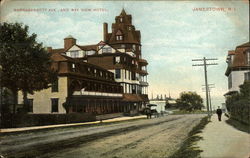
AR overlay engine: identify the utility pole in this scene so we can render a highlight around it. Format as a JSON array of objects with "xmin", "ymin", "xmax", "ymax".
[
  {"xmin": 192, "ymin": 57, "xmax": 218, "ymax": 117},
  {"xmin": 202, "ymin": 84, "xmax": 215, "ymax": 114}
]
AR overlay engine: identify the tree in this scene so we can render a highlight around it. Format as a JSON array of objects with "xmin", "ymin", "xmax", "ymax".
[
  {"xmin": 0, "ymin": 22, "xmax": 57, "ymax": 113},
  {"xmin": 176, "ymin": 91, "xmax": 204, "ymax": 111}
]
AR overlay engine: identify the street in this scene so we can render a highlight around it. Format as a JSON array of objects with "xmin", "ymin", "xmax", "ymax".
[{"xmin": 0, "ymin": 114, "xmax": 205, "ymax": 158}]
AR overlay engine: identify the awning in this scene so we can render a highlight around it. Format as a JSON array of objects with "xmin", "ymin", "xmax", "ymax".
[{"xmin": 224, "ymin": 91, "xmax": 238, "ymax": 96}]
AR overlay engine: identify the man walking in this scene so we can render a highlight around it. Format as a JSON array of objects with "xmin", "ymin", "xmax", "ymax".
[{"xmin": 216, "ymin": 106, "xmax": 223, "ymax": 121}]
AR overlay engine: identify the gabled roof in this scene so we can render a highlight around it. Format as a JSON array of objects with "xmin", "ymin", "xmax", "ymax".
[
  {"xmin": 50, "ymin": 48, "xmax": 65, "ymax": 54},
  {"xmin": 98, "ymin": 41, "xmax": 106, "ymax": 46},
  {"xmin": 116, "ymin": 30, "xmax": 123, "ymax": 35},
  {"xmin": 78, "ymin": 44, "xmax": 98, "ymax": 51},
  {"xmin": 236, "ymin": 42, "xmax": 250, "ymax": 48}
]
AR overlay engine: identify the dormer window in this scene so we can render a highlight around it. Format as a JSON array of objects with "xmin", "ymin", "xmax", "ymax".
[
  {"xmin": 70, "ymin": 51, "xmax": 79, "ymax": 58},
  {"xmin": 116, "ymin": 35, "xmax": 123, "ymax": 41},
  {"xmin": 103, "ymin": 47, "xmax": 112, "ymax": 53},
  {"xmin": 116, "ymin": 30, "xmax": 123, "ymax": 41}
]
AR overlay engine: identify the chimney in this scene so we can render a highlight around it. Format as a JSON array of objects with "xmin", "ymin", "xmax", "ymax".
[
  {"xmin": 103, "ymin": 23, "xmax": 108, "ymax": 42},
  {"xmin": 64, "ymin": 35, "xmax": 76, "ymax": 50},
  {"xmin": 46, "ymin": 47, "xmax": 52, "ymax": 53}
]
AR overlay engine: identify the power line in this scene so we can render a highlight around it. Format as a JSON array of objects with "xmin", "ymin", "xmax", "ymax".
[{"xmin": 192, "ymin": 57, "xmax": 218, "ymax": 117}]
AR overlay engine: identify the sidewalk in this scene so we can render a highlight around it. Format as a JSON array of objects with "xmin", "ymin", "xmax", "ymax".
[
  {"xmin": 0, "ymin": 115, "xmax": 146, "ymax": 133},
  {"xmin": 197, "ymin": 114, "xmax": 250, "ymax": 158}
]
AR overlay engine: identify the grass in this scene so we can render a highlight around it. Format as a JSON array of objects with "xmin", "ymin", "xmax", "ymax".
[
  {"xmin": 171, "ymin": 110, "xmax": 208, "ymax": 115},
  {"xmin": 169, "ymin": 116, "xmax": 210, "ymax": 158}
]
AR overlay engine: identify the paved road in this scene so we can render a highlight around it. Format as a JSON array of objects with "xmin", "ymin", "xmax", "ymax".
[
  {"xmin": 0, "ymin": 114, "xmax": 205, "ymax": 158},
  {"xmin": 197, "ymin": 115, "xmax": 250, "ymax": 158}
]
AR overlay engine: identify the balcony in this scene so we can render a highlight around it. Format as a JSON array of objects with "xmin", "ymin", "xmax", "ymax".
[
  {"xmin": 139, "ymin": 81, "xmax": 149, "ymax": 86},
  {"xmin": 138, "ymin": 59, "xmax": 148, "ymax": 66},
  {"xmin": 138, "ymin": 70, "xmax": 148, "ymax": 75}
]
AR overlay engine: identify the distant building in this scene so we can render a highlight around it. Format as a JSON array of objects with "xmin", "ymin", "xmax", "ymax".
[{"xmin": 225, "ymin": 42, "xmax": 250, "ymax": 96}]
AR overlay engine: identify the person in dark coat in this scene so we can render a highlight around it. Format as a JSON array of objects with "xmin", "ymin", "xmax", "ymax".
[{"xmin": 216, "ymin": 106, "xmax": 223, "ymax": 121}]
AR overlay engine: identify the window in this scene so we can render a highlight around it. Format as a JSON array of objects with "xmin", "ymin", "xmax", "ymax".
[
  {"xmin": 116, "ymin": 35, "xmax": 123, "ymax": 41},
  {"xmin": 247, "ymin": 51, "xmax": 250, "ymax": 65},
  {"xmin": 28, "ymin": 99, "xmax": 33, "ymax": 113},
  {"xmin": 72, "ymin": 63, "xmax": 76, "ymax": 72},
  {"xmin": 86, "ymin": 50, "xmax": 95, "ymax": 56},
  {"xmin": 94, "ymin": 69, "xmax": 97, "ymax": 76},
  {"xmin": 51, "ymin": 78, "xmax": 58, "ymax": 92},
  {"xmin": 120, "ymin": 18, "xmax": 123, "ymax": 22},
  {"xmin": 51, "ymin": 98, "xmax": 59, "ymax": 113},
  {"xmin": 102, "ymin": 47, "xmax": 112, "ymax": 53},
  {"xmin": 132, "ymin": 85, "xmax": 136, "ymax": 94},
  {"xmin": 228, "ymin": 74, "xmax": 232, "ymax": 89},
  {"xmin": 125, "ymin": 69, "xmax": 127, "ymax": 79},
  {"xmin": 132, "ymin": 44, "xmax": 136, "ymax": 50},
  {"xmin": 128, "ymin": 26, "xmax": 131, "ymax": 30},
  {"xmin": 70, "ymin": 51, "xmax": 79, "ymax": 58},
  {"xmin": 244, "ymin": 72, "xmax": 250, "ymax": 81},
  {"xmin": 139, "ymin": 46, "xmax": 141, "ymax": 51},
  {"xmin": 115, "ymin": 56, "xmax": 120, "ymax": 63},
  {"xmin": 132, "ymin": 72, "xmax": 136, "ymax": 80},
  {"xmin": 115, "ymin": 69, "xmax": 121, "ymax": 79},
  {"xmin": 121, "ymin": 44, "xmax": 125, "ymax": 48}
]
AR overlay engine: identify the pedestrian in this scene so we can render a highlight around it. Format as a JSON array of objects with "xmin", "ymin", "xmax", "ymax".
[{"xmin": 216, "ymin": 106, "xmax": 222, "ymax": 121}]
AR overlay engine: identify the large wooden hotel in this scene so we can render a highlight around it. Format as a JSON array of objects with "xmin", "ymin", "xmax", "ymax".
[{"xmin": 18, "ymin": 9, "xmax": 149, "ymax": 116}]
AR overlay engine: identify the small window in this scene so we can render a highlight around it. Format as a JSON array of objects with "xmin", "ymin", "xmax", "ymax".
[
  {"xmin": 103, "ymin": 47, "xmax": 112, "ymax": 53},
  {"xmin": 51, "ymin": 78, "xmax": 59, "ymax": 92},
  {"xmin": 247, "ymin": 51, "xmax": 250, "ymax": 65},
  {"xmin": 70, "ymin": 51, "xmax": 79, "ymax": 58},
  {"xmin": 115, "ymin": 56, "xmax": 120, "ymax": 63},
  {"xmin": 125, "ymin": 69, "xmax": 127, "ymax": 79},
  {"xmin": 128, "ymin": 26, "xmax": 131, "ymax": 30},
  {"xmin": 133, "ymin": 45, "xmax": 136, "ymax": 50},
  {"xmin": 116, "ymin": 35, "xmax": 123, "ymax": 41},
  {"xmin": 139, "ymin": 46, "xmax": 141, "ymax": 50},
  {"xmin": 51, "ymin": 98, "xmax": 59, "ymax": 113},
  {"xmin": 244, "ymin": 72, "xmax": 250, "ymax": 81},
  {"xmin": 72, "ymin": 63, "xmax": 76, "ymax": 72},
  {"xmin": 120, "ymin": 18, "xmax": 123, "ymax": 22},
  {"xmin": 228, "ymin": 74, "xmax": 232, "ymax": 89},
  {"xmin": 121, "ymin": 44, "xmax": 125, "ymax": 48},
  {"xmin": 115, "ymin": 69, "xmax": 121, "ymax": 79},
  {"xmin": 28, "ymin": 99, "xmax": 33, "ymax": 113}
]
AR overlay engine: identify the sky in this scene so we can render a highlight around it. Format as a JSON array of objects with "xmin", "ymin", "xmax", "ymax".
[{"xmin": 1, "ymin": 0, "xmax": 249, "ymax": 109}]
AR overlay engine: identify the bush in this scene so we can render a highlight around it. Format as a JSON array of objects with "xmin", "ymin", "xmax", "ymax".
[{"xmin": 226, "ymin": 81, "xmax": 250, "ymax": 125}]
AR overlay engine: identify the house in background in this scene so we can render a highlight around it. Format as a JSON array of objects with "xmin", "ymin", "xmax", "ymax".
[{"xmin": 225, "ymin": 42, "xmax": 250, "ymax": 96}]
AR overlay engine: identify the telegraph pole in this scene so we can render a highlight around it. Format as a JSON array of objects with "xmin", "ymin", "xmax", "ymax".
[
  {"xmin": 192, "ymin": 57, "xmax": 218, "ymax": 117},
  {"xmin": 202, "ymin": 84, "xmax": 215, "ymax": 114}
]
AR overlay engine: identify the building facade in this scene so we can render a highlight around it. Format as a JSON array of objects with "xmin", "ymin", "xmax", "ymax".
[
  {"xmin": 65, "ymin": 9, "xmax": 149, "ymax": 113},
  {"xmin": 18, "ymin": 9, "xmax": 149, "ymax": 115},
  {"xmin": 225, "ymin": 42, "xmax": 250, "ymax": 96}
]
